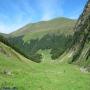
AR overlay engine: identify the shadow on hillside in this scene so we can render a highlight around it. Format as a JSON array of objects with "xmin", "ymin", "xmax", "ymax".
[{"xmin": 8, "ymin": 34, "xmax": 73, "ymax": 63}]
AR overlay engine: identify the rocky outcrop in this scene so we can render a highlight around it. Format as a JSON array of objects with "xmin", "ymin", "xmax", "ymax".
[
  {"xmin": 74, "ymin": 0, "xmax": 90, "ymax": 31},
  {"xmin": 71, "ymin": 0, "xmax": 90, "ymax": 69}
]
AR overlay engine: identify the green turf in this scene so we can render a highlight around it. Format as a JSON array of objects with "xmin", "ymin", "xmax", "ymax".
[{"xmin": 0, "ymin": 42, "xmax": 90, "ymax": 90}]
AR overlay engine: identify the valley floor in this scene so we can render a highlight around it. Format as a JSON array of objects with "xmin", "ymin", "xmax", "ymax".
[
  {"xmin": 0, "ymin": 55, "xmax": 90, "ymax": 90},
  {"xmin": 0, "ymin": 42, "xmax": 90, "ymax": 90}
]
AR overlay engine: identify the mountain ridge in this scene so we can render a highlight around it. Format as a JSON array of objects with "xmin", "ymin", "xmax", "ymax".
[{"xmin": 10, "ymin": 17, "xmax": 76, "ymax": 37}]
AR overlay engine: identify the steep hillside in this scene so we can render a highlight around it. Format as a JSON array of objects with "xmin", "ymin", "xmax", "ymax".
[
  {"xmin": 7, "ymin": 17, "xmax": 76, "ymax": 62},
  {"xmin": 0, "ymin": 41, "xmax": 35, "ymax": 89},
  {"xmin": 70, "ymin": 0, "xmax": 90, "ymax": 71}
]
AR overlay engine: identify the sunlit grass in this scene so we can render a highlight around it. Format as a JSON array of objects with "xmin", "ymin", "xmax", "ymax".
[{"xmin": 0, "ymin": 42, "xmax": 90, "ymax": 90}]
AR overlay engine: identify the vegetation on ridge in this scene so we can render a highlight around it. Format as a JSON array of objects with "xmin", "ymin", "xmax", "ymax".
[{"xmin": 7, "ymin": 17, "xmax": 76, "ymax": 62}]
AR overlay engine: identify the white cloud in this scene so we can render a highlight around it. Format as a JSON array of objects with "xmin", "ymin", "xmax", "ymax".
[
  {"xmin": 0, "ymin": 23, "xmax": 14, "ymax": 34},
  {"xmin": 68, "ymin": 8, "xmax": 83, "ymax": 19},
  {"xmin": 0, "ymin": 22, "xmax": 20, "ymax": 34},
  {"xmin": 38, "ymin": 0, "xmax": 64, "ymax": 21},
  {"xmin": 0, "ymin": 18, "xmax": 33, "ymax": 34},
  {"xmin": 0, "ymin": 0, "xmax": 64, "ymax": 33},
  {"xmin": 0, "ymin": 0, "xmax": 35, "ymax": 34}
]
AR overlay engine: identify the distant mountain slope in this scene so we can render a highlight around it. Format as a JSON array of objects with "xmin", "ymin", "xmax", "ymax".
[
  {"xmin": 10, "ymin": 17, "xmax": 76, "ymax": 37},
  {"xmin": 70, "ymin": 0, "xmax": 90, "ymax": 71},
  {"xmin": 0, "ymin": 33, "xmax": 9, "ymax": 38},
  {"xmin": 7, "ymin": 17, "xmax": 76, "ymax": 62}
]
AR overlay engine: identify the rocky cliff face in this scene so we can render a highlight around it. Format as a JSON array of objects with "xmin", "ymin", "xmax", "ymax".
[{"xmin": 71, "ymin": 0, "xmax": 90, "ymax": 70}]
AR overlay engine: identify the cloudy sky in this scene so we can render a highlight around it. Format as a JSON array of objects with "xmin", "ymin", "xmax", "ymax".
[{"xmin": 0, "ymin": 0, "xmax": 87, "ymax": 33}]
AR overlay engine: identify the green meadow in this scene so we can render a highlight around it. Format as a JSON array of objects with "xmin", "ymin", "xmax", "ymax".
[{"xmin": 0, "ymin": 42, "xmax": 90, "ymax": 90}]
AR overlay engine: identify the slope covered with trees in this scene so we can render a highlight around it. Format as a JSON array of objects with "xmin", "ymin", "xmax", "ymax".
[{"xmin": 7, "ymin": 17, "xmax": 76, "ymax": 62}]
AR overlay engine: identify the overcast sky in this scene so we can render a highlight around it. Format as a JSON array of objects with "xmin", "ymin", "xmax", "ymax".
[{"xmin": 0, "ymin": 0, "xmax": 88, "ymax": 34}]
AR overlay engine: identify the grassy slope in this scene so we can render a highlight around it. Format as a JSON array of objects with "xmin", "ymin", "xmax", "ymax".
[{"xmin": 0, "ymin": 42, "xmax": 90, "ymax": 90}]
